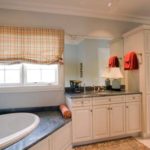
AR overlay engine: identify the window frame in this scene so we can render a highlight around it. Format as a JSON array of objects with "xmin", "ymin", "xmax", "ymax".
[{"xmin": 0, "ymin": 64, "xmax": 64, "ymax": 93}]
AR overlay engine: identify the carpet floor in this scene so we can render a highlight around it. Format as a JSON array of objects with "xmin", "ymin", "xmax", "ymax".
[{"xmin": 74, "ymin": 137, "xmax": 150, "ymax": 150}]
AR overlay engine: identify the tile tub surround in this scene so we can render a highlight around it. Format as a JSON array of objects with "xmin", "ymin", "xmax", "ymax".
[
  {"xmin": 66, "ymin": 90, "xmax": 142, "ymax": 99},
  {"xmin": 3, "ymin": 110, "xmax": 71, "ymax": 150}
]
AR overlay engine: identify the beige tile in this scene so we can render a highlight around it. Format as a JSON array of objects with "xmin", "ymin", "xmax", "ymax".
[
  {"xmin": 136, "ymin": 137, "xmax": 150, "ymax": 148},
  {"xmin": 73, "ymin": 137, "xmax": 150, "ymax": 150}
]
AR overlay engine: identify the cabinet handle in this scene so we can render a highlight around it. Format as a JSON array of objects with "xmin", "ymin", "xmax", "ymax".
[
  {"xmin": 109, "ymin": 98, "xmax": 111, "ymax": 102},
  {"xmin": 110, "ymin": 107, "xmax": 112, "ymax": 110},
  {"xmin": 108, "ymin": 107, "xmax": 110, "ymax": 110}
]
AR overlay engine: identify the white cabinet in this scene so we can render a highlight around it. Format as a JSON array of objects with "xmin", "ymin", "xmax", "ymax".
[
  {"xmin": 93, "ymin": 105, "xmax": 109, "ymax": 139},
  {"xmin": 67, "ymin": 94, "xmax": 141, "ymax": 145},
  {"xmin": 28, "ymin": 122, "xmax": 72, "ymax": 150},
  {"xmin": 145, "ymin": 54, "xmax": 150, "ymax": 93},
  {"xmin": 110, "ymin": 103, "xmax": 125, "ymax": 136},
  {"xmin": 125, "ymin": 95, "xmax": 141, "ymax": 134},
  {"xmin": 52, "ymin": 123, "xmax": 72, "ymax": 150},
  {"xmin": 72, "ymin": 106, "xmax": 93, "ymax": 143},
  {"xmin": 126, "ymin": 101, "xmax": 141, "ymax": 133},
  {"xmin": 93, "ymin": 98, "xmax": 125, "ymax": 139},
  {"xmin": 28, "ymin": 137, "xmax": 50, "ymax": 150}
]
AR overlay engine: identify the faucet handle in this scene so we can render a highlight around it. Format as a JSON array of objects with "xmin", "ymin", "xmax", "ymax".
[{"xmin": 93, "ymin": 84, "xmax": 96, "ymax": 93}]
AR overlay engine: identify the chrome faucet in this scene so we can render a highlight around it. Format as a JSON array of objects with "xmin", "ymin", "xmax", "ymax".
[
  {"xmin": 83, "ymin": 83, "xmax": 86, "ymax": 94},
  {"xmin": 93, "ymin": 85, "xmax": 96, "ymax": 93}
]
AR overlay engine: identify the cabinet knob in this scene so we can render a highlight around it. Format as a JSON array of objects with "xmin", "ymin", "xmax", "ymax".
[
  {"xmin": 90, "ymin": 109, "xmax": 93, "ymax": 112},
  {"xmin": 81, "ymin": 101, "xmax": 84, "ymax": 104},
  {"xmin": 126, "ymin": 106, "xmax": 128, "ymax": 108},
  {"xmin": 108, "ymin": 107, "xmax": 110, "ymax": 110},
  {"xmin": 109, "ymin": 98, "xmax": 111, "ymax": 102},
  {"xmin": 133, "ymin": 97, "xmax": 135, "ymax": 99}
]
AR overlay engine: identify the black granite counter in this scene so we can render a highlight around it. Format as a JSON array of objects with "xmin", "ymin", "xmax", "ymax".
[
  {"xmin": 66, "ymin": 90, "xmax": 142, "ymax": 99},
  {"xmin": 4, "ymin": 110, "xmax": 71, "ymax": 150}
]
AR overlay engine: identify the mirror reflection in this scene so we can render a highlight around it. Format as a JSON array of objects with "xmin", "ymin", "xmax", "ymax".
[{"xmin": 64, "ymin": 37, "xmax": 124, "ymax": 88}]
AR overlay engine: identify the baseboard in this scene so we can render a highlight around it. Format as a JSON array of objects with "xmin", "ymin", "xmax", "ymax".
[
  {"xmin": 73, "ymin": 132, "xmax": 141, "ymax": 147},
  {"xmin": 141, "ymin": 132, "xmax": 150, "ymax": 138}
]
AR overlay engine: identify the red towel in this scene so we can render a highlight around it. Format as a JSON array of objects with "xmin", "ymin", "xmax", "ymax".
[
  {"xmin": 59, "ymin": 104, "xmax": 71, "ymax": 119},
  {"xmin": 124, "ymin": 51, "xmax": 139, "ymax": 70},
  {"xmin": 108, "ymin": 56, "xmax": 119, "ymax": 67}
]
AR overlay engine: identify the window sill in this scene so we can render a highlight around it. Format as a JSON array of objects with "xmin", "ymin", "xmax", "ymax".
[{"xmin": 0, "ymin": 85, "xmax": 64, "ymax": 93}]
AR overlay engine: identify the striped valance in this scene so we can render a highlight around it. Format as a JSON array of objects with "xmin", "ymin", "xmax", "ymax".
[{"xmin": 0, "ymin": 26, "xmax": 64, "ymax": 64}]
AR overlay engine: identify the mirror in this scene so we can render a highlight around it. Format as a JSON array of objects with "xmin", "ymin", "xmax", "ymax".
[{"xmin": 64, "ymin": 37, "xmax": 124, "ymax": 87}]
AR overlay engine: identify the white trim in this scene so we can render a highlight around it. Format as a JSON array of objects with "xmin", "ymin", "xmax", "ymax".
[
  {"xmin": 0, "ymin": 84, "xmax": 64, "ymax": 93},
  {"xmin": 1, "ymin": 2, "xmax": 150, "ymax": 24},
  {"xmin": 0, "ymin": 64, "xmax": 64, "ymax": 93},
  {"xmin": 123, "ymin": 25, "xmax": 150, "ymax": 38}
]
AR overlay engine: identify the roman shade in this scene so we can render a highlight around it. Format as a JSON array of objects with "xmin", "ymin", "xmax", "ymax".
[{"xmin": 0, "ymin": 26, "xmax": 64, "ymax": 64}]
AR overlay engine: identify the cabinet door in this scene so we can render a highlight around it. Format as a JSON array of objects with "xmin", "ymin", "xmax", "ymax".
[
  {"xmin": 110, "ymin": 103, "xmax": 125, "ymax": 136},
  {"xmin": 126, "ymin": 101, "xmax": 141, "ymax": 133},
  {"xmin": 145, "ymin": 54, "xmax": 150, "ymax": 93},
  {"xmin": 52, "ymin": 122, "xmax": 72, "ymax": 150},
  {"xmin": 72, "ymin": 106, "xmax": 92, "ymax": 143},
  {"xmin": 28, "ymin": 137, "xmax": 50, "ymax": 150},
  {"xmin": 93, "ymin": 105, "xmax": 109, "ymax": 139},
  {"xmin": 145, "ymin": 30, "xmax": 150, "ymax": 53}
]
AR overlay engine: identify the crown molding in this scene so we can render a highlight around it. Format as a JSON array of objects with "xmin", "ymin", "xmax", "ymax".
[
  {"xmin": 123, "ymin": 25, "xmax": 150, "ymax": 37},
  {"xmin": 1, "ymin": 1, "xmax": 150, "ymax": 24}
]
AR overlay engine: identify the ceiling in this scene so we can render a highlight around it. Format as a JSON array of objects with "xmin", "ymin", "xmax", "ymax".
[{"xmin": 0, "ymin": 0, "xmax": 150, "ymax": 24}]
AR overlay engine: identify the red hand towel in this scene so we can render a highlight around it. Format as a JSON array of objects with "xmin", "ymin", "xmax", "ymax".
[
  {"xmin": 124, "ymin": 51, "xmax": 139, "ymax": 70},
  {"xmin": 109, "ymin": 56, "xmax": 119, "ymax": 67},
  {"xmin": 59, "ymin": 104, "xmax": 71, "ymax": 119}
]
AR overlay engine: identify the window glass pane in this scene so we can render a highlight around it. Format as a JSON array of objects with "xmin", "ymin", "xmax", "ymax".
[
  {"xmin": 5, "ymin": 64, "xmax": 21, "ymax": 70},
  {"xmin": 27, "ymin": 70, "xmax": 41, "ymax": 83},
  {"xmin": 24, "ymin": 63, "xmax": 41, "ymax": 69},
  {"xmin": 42, "ymin": 70, "xmax": 56, "ymax": 83},
  {"xmin": 5, "ymin": 70, "xmax": 20, "ymax": 83},
  {"xmin": 0, "ymin": 65, "xmax": 4, "ymax": 70},
  {"xmin": 0, "ymin": 70, "xmax": 4, "ymax": 83},
  {"xmin": 41, "ymin": 64, "xmax": 58, "ymax": 70}
]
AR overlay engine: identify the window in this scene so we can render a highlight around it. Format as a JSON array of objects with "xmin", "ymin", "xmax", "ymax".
[
  {"xmin": 24, "ymin": 64, "xmax": 58, "ymax": 84},
  {"xmin": 0, "ymin": 63, "xmax": 59, "ymax": 87}
]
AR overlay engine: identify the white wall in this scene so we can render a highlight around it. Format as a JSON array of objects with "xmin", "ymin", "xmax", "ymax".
[
  {"xmin": 77, "ymin": 39, "xmax": 110, "ymax": 86},
  {"xmin": 64, "ymin": 44, "xmax": 78, "ymax": 87},
  {"xmin": 110, "ymin": 38, "xmax": 125, "ymax": 84},
  {"xmin": 0, "ymin": 8, "xmax": 139, "ymax": 108},
  {"xmin": 0, "ymin": 91, "xmax": 65, "ymax": 109},
  {"xmin": 64, "ymin": 39, "xmax": 110, "ymax": 87}
]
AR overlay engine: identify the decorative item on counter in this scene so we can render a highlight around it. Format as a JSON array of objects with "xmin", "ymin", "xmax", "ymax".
[
  {"xmin": 109, "ymin": 67, "xmax": 123, "ymax": 90},
  {"xmin": 108, "ymin": 56, "xmax": 119, "ymax": 67},
  {"xmin": 59, "ymin": 104, "xmax": 71, "ymax": 119},
  {"xmin": 101, "ymin": 67, "xmax": 123, "ymax": 90},
  {"xmin": 101, "ymin": 67, "xmax": 111, "ymax": 90},
  {"xmin": 70, "ymin": 80, "xmax": 82, "ymax": 93},
  {"xmin": 124, "ymin": 51, "xmax": 139, "ymax": 70},
  {"xmin": 80, "ymin": 62, "xmax": 83, "ymax": 78}
]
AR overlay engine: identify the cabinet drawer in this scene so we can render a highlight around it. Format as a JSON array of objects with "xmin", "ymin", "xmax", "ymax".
[
  {"xmin": 126, "ymin": 94, "xmax": 141, "ymax": 102},
  {"xmin": 72, "ymin": 98, "xmax": 92, "ymax": 107},
  {"xmin": 93, "ymin": 97, "xmax": 110, "ymax": 105},
  {"xmin": 110, "ymin": 96, "xmax": 125, "ymax": 104}
]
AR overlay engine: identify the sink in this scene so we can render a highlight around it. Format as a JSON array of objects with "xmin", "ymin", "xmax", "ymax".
[{"xmin": 0, "ymin": 113, "xmax": 40, "ymax": 149}]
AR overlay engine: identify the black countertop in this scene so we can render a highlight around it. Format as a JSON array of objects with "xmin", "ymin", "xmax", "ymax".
[
  {"xmin": 66, "ymin": 90, "xmax": 142, "ymax": 99},
  {"xmin": 4, "ymin": 110, "xmax": 71, "ymax": 150}
]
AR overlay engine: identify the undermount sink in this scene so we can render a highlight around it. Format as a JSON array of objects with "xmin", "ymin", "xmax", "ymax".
[{"xmin": 0, "ymin": 113, "xmax": 40, "ymax": 149}]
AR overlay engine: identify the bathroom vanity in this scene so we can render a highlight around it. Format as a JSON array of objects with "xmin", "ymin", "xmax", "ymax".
[{"xmin": 66, "ymin": 91, "xmax": 142, "ymax": 145}]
